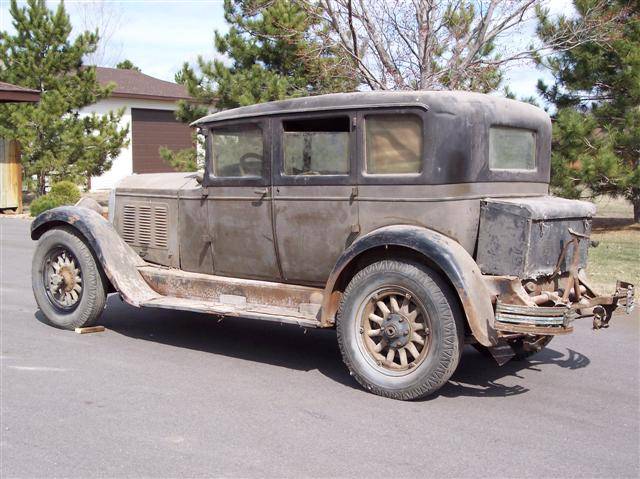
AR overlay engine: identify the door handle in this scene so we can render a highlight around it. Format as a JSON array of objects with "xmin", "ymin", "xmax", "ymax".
[{"xmin": 253, "ymin": 188, "xmax": 269, "ymax": 197}]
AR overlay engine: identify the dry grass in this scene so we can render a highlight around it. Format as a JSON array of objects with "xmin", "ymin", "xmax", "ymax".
[{"xmin": 592, "ymin": 195, "xmax": 634, "ymax": 218}]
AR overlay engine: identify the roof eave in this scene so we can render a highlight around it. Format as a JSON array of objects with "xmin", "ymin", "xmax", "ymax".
[
  {"xmin": 0, "ymin": 91, "xmax": 40, "ymax": 103},
  {"xmin": 109, "ymin": 92, "xmax": 192, "ymax": 102}
]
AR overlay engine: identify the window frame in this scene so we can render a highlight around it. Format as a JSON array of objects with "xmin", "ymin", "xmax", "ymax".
[
  {"xmin": 273, "ymin": 112, "xmax": 357, "ymax": 186},
  {"xmin": 357, "ymin": 107, "xmax": 430, "ymax": 185},
  {"xmin": 488, "ymin": 125, "xmax": 538, "ymax": 172},
  {"xmin": 203, "ymin": 119, "xmax": 271, "ymax": 187}
]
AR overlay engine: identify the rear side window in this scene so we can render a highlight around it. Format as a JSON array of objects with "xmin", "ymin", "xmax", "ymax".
[
  {"xmin": 365, "ymin": 114, "xmax": 423, "ymax": 174},
  {"xmin": 211, "ymin": 125, "xmax": 263, "ymax": 177},
  {"xmin": 489, "ymin": 127, "xmax": 536, "ymax": 170},
  {"xmin": 283, "ymin": 117, "xmax": 350, "ymax": 176}
]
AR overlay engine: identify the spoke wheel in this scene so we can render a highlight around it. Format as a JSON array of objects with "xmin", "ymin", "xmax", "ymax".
[
  {"xmin": 43, "ymin": 247, "xmax": 83, "ymax": 311},
  {"xmin": 357, "ymin": 288, "xmax": 432, "ymax": 375},
  {"xmin": 32, "ymin": 227, "xmax": 106, "ymax": 330},
  {"xmin": 337, "ymin": 260, "xmax": 465, "ymax": 400}
]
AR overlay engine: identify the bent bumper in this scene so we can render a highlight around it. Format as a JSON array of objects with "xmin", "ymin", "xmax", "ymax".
[{"xmin": 494, "ymin": 280, "xmax": 635, "ymax": 335}]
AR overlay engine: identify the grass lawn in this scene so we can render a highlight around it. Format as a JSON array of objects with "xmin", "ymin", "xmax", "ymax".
[
  {"xmin": 586, "ymin": 197, "xmax": 639, "ymax": 292},
  {"xmin": 587, "ymin": 197, "xmax": 640, "ymax": 297},
  {"xmin": 588, "ymin": 224, "xmax": 640, "ymax": 292}
]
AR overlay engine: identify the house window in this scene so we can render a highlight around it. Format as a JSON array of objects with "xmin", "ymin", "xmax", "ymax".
[
  {"xmin": 211, "ymin": 125, "xmax": 263, "ymax": 177},
  {"xmin": 282, "ymin": 117, "xmax": 350, "ymax": 176},
  {"xmin": 489, "ymin": 127, "xmax": 536, "ymax": 170},
  {"xmin": 365, "ymin": 114, "xmax": 423, "ymax": 174}
]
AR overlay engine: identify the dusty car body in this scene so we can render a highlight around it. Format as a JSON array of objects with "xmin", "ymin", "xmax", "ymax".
[{"xmin": 31, "ymin": 91, "xmax": 634, "ymax": 400}]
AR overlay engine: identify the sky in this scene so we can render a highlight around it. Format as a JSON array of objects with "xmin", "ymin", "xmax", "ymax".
[{"xmin": 0, "ymin": 0, "xmax": 575, "ymax": 103}]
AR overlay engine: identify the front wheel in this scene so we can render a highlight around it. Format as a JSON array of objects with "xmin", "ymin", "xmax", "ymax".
[
  {"xmin": 32, "ymin": 227, "xmax": 107, "ymax": 330},
  {"xmin": 337, "ymin": 260, "xmax": 465, "ymax": 400}
]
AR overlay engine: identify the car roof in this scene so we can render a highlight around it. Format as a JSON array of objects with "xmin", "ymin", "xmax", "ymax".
[{"xmin": 192, "ymin": 90, "xmax": 544, "ymax": 126}]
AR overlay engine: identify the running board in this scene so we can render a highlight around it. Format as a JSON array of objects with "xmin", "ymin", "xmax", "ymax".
[{"xmin": 137, "ymin": 265, "xmax": 324, "ymax": 328}]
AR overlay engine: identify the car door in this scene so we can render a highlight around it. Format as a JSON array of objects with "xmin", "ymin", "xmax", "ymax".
[
  {"xmin": 273, "ymin": 113, "xmax": 359, "ymax": 285},
  {"xmin": 204, "ymin": 120, "xmax": 281, "ymax": 281}
]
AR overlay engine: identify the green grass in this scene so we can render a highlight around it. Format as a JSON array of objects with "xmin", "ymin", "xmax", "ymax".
[{"xmin": 587, "ymin": 225, "xmax": 640, "ymax": 292}]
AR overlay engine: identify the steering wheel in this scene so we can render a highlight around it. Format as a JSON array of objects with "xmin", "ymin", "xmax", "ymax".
[{"xmin": 239, "ymin": 152, "xmax": 263, "ymax": 176}]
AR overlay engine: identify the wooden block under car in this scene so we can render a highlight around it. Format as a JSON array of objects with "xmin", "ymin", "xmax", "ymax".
[{"xmin": 74, "ymin": 326, "xmax": 105, "ymax": 334}]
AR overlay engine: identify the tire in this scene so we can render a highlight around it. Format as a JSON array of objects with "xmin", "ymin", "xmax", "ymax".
[
  {"xmin": 337, "ymin": 260, "xmax": 465, "ymax": 400},
  {"xmin": 509, "ymin": 335, "xmax": 553, "ymax": 360},
  {"xmin": 32, "ymin": 227, "xmax": 107, "ymax": 330}
]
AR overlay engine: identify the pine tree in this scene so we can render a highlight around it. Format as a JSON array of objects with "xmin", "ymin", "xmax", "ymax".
[
  {"xmin": 176, "ymin": 0, "xmax": 355, "ymax": 122},
  {"xmin": 538, "ymin": 1, "xmax": 640, "ymax": 221},
  {"xmin": 116, "ymin": 59, "xmax": 141, "ymax": 72},
  {"xmin": 0, "ymin": 0, "xmax": 128, "ymax": 194}
]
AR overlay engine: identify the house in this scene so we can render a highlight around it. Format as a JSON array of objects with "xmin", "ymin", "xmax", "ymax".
[
  {"xmin": 0, "ymin": 81, "xmax": 40, "ymax": 212},
  {"xmin": 85, "ymin": 67, "xmax": 194, "ymax": 190}
]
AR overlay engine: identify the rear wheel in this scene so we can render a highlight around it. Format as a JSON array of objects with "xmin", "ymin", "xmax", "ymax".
[
  {"xmin": 32, "ymin": 227, "xmax": 107, "ymax": 330},
  {"xmin": 337, "ymin": 260, "xmax": 465, "ymax": 400}
]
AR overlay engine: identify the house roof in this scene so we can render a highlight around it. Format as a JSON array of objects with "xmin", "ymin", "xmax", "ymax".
[
  {"xmin": 95, "ymin": 67, "xmax": 191, "ymax": 102},
  {"xmin": 0, "ymin": 81, "xmax": 40, "ymax": 103}
]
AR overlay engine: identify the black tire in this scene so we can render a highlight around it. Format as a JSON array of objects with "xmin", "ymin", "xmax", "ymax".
[
  {"xmin": 337, "ymin": 260, "xmax": 465, "ymax": 400},
  {"xmin": 32, "ymin": 227, "xmax": 107, "ymax": 330},
  {"xmin": 509, "ymin": 335, "xmax": 553, "ymax": 360}
]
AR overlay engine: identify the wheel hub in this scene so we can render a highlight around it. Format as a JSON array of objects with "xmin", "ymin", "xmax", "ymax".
[
  {"xmin": 357, "ymin": 288, "xmax": 431, "ymax": 373},
  {"xmin": 381, "ymin": 313, "xmax": 410, "ymax": 348},
  {"xmin": 43, "ymin": 249, "xmax": 83, "ymax": 310}
]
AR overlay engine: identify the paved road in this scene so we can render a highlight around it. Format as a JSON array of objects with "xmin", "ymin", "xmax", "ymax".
[{"xmin": 1, "ymin": 216, "xmax": 638, "ymax": 478}]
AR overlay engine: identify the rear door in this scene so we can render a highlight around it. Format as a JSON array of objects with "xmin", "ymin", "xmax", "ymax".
[
  {"xmin": 273, "ymin": 113, "xmax": 359, "ymax": 285},
  {"xmin": 204, "ymin": 120, "xmax": 281, "ymax": 280}
]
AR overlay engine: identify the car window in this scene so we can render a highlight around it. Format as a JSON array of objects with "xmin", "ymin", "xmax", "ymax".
[
  {"xmin": 365, "ymin": 114, "xmax": 423, "ymax": 174},
  {"xmin": 489, "ymin": 127, "xmax": 536, "ymax": 170},
  {"xmin": 211, "ymin": 125, "xmax": 263, "ymax": 177},
  {"xmin": 283, "ymin": 117, "xmax": 350, "ymax": 176}
]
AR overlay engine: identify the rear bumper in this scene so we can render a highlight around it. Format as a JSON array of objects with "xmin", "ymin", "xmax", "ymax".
[{"xmin": 494, "ymin": 280, "xmax": 635, "ymax": 335}]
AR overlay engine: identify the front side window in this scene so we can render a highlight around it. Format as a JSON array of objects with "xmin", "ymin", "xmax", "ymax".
[
  {"xmin": 489, "ymin": 127, "xmax": 536, "ymax": 170},
  {"xmin": 283, "ymin": 117, "xmax": 350, "ymax": 176},
  {"xmin": 365, "ymin": 114, "xmax": 423, "ymax": 174},
  {"xmin": 211, "ymin": 125, "xmax": 263, "ymax": 177}
]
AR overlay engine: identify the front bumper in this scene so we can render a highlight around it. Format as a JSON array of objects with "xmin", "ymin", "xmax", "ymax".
[{"xmin": 494, "ymin": 280, "xmax": 635, "ymax": 335}]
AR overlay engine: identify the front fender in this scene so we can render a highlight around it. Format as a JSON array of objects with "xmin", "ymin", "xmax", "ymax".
[
  {"xmin": 321, "ymin": 225, "xmax": 498, "ymax": 347},
  {"xmin": 31, "ymin": 206, "xmax": 158, "ymax": 306}
]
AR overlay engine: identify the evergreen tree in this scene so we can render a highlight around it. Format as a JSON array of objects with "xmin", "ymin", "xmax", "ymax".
[
  {"xmin": 537, "ymin": 1, "xmax": 640, "ymax": 221},
  {"xmin": 0, "ymin": 0, "xmax": 128, "ymax": 194},
  {"xmin": 176, "ymin": 0, "xmax": 355, "ymax": 122},
  {"xmin": 115, "ymin": 59, "xmax": 141, "ymax": 72}
]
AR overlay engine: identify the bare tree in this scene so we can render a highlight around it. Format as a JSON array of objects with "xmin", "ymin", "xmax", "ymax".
[
  {"xmin": 71, "ymin": 0, "xmax": 124, "ymax": 67},
  {"xmin": 306, "ymin": 0, "xmax": 620, "ymax": 91}
]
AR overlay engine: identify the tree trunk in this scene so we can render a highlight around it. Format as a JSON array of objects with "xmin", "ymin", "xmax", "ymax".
[
  {"xmin": 633, "ymin": 196, "xmax": 640, "ymax": 223},
  {"xmin": 37, "ymin": 173, "xmax": 46, "ymax": 196}
]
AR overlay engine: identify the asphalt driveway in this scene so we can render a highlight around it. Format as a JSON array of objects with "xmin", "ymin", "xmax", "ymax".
[{"xmin": 1, "ymin": 216, "xmax": 638, "ymax": 478}]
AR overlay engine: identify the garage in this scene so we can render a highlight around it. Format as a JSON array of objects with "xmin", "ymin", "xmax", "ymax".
[{"xmin": 131, "ymin": 108, "xmax": 193, "ymax": 174}]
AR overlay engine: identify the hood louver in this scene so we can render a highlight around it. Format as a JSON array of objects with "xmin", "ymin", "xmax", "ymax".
[{"xmin": 121, "ymin": 202, "xmax": 169, "ymax": 250}]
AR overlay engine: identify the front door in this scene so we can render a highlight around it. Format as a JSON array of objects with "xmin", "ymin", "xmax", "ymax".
[
  {"xmin": 273, "ymin": 114, "xmax": 359, "ymax": 285},
  {"xmin": 205, "ymin": 120, "xmax": 280, "ymax": 281}
]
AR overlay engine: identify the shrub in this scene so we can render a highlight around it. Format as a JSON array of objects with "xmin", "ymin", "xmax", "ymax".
[
  {"xmin": 50, "ymin": 181, "xmax": 81, "ymax": 204},
  {"xmin": 29, "ymin": 181, "xmax": 81, "ymax": 217},
  {"xmin": 30, "ymin": 194, "xmax": 64, "ymax": 217}
]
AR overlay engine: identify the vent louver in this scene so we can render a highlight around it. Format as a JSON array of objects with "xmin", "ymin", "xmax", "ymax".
[{"xmin": 121, "ymin": 202, "xmax": 169, "ymax": 249}]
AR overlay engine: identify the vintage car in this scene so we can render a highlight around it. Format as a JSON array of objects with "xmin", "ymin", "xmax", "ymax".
[{"xmin": 30, "ymin": 91, "xmax": 634, "ymax": 400}]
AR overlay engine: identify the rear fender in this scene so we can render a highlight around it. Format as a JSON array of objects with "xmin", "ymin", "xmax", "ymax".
[
  {"xmin": 321, "ymin": 225, "xmax": 498, "ymax": 347},
  {"xmin": 30, "ymin": 206, "xmax": 158, "ymax": 306}
]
